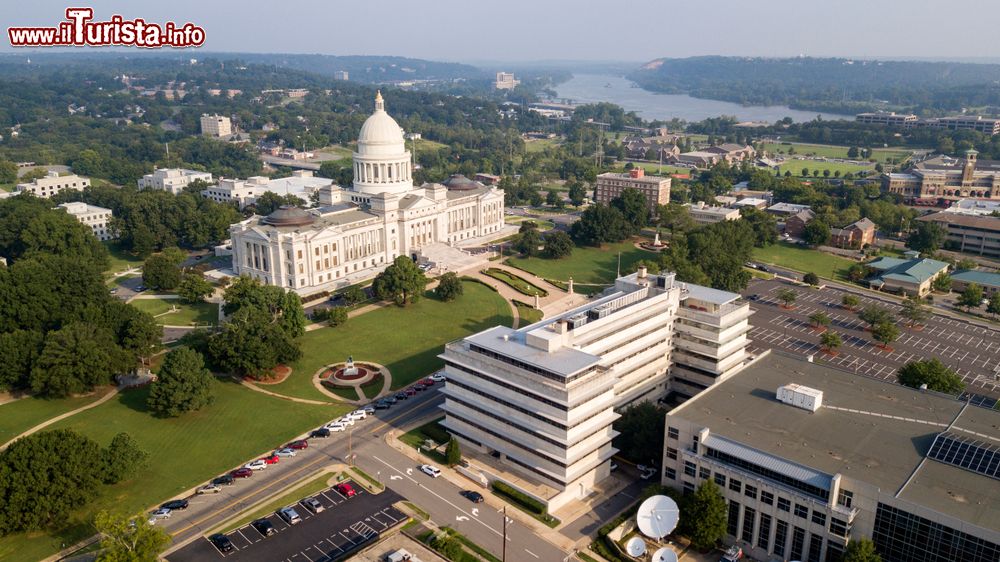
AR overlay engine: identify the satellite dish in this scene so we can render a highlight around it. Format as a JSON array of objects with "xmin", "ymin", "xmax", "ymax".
[
  {"xmin": 651, "ymin": 547, "xmax": 678, "ymax": 562},
  {"xmin": 625, "ymin": 537, "xmax": 646, "ymax": 557},
  {"xmin": 636, "ymin": 495, "xmax": 680, "ymax": 539}
]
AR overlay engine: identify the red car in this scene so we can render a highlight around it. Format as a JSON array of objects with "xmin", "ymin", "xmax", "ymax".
[
  {"xmin": 334, "ymin": 483, "xmax": 357, "ymax": 498},
  {"xmin": 287, "ymin": 439, "xmax": 309, "ymax": 450},
  {"xmin": 262, "ymin": 454, "xmax": 280, "ymax": 465},
  {"xmin": 231, "ymin": 467, "xmax": 253, "ymax": 479},
  {"xmin": 420, "ymin": 378, "xmax": 435, "ymax": 386},
  {"xmin": 405, "ymin": 388, "xmax": 417, "ymax": 397}
]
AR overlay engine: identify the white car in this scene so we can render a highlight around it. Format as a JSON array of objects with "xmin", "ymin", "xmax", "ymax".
[
  {"xmin": 197, "ymin": 484, "xmax": 222, "ymax": 494},
  {"xmin": 338, "ymin": 416, "xmax": 356, "ymax": 426},
  {"xmin": 361, "ymin": 405, "xmax": 376, "ymax": 415},
  {"xmin": 348, "ymin": 409, "xmax": 367, "ymax": 420},
  {"xmin": 326, "ymin": 422, "xmax": 347, "ymax": 432},
  {"xmin": 430, "ymin": 373, "xmax": 446, "ymax": 383},
  {"xmin": 419, "ymin": 464, "xmax": 442, "ymax": 478},
  {"xmin": 275, "ymin": 448, "xmax": 296, "ymax": 457},
  {"xmin": 245, "ymin": 459, "xmax": 267, "ymax": 471}
]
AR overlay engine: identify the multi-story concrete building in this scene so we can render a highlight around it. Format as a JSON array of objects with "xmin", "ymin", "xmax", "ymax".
[
  {"xmin": 15, "ymin": 171, "xmax": 89, "ymax": 198},
  {"xmin": 56, "ymin": 201, "xmax": 114, "ymax": 241},
  {"xmin": 202, "ymin": 171, "xmax": 333, "ymax": 209},
  {"xmin": 928, "ymin": 115, "xmax": 1000, "ymax": 135},
  {"xmin": 200, "ymin": 114, "xmax": 232, "ymax": 137},
  {"xmin": 440, "ymin": 269, "xmax": 751, "ymax": 510},
  {"xmin": 916, "ymin": 212, "xmax": 1000, "ymax": 259},
  {"xmin": 884, "ymin": 150, "xmax": 1000, "ymax": 202},
  {"xmin": 942, "ymin": 198, "xmax": 1000, "ymax": 216},
  {"xmin": 594, "ymin": 168, "xmax": 671, "ymax": 209},
  {"xmin": 687, "ymin": 202, "xmax": 741, "ymax": 225},
  {"xmin": 662, "ymin": 352, "xmax": 1000, "ymax": 562},
  {"xmin": 137, "ymin": 168, "xmax": 214, "ymax": 195},
  {"xmin": 495, "ymin": 72, "xmax": 519, "ymax": 90},
  {"xmin": 334, "ymin": 71, "xmax": 349, "ymax": 81},
  {"xmin": 855, "ymin": 111, "xmax": 919, "ymax": 127}
]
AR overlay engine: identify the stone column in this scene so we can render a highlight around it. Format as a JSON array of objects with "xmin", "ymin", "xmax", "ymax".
[{"xmin": 568, "ymin": 277, "xmax": 574, "ymax": 294}]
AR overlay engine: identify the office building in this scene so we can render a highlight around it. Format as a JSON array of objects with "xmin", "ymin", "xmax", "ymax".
[
  {"xmin": 594, "ymin": 168, "xmax": 671, "ymax": 209},
  {"xmin": 662, "ymin": 352, "xmax": 1000, "ymax": 562},
  {"xmin": 929, "ymin": 115, "xmax": 1000, "ymax": 135},
  {"xmin": 915, "ymin": 212, "xmax": 1000, "ymax": 259},
  {"xmin": 200, "ymin": 114, "xmax": 232, "ymax": 137},
  {"xmin": 334, "ymin": 71, "xmax": 349, "ymax": 81},
  {"xmin": 950, "ymin": 269, "xmax": 1000, "ymax": 297},
  {"xmin": 943, "ymin": 198, "xmax": 1000, "ymax": 216},
  {"xmin": 440, "ymin": 269, "xmax": 751, "ymax": 510},
  {"xmin": 202, "ymin": 171, "xmax": 333, "ymax": 209},
  {"xmin": 865, "ymin": 256, "xmax": 949, "ymax": 297},
  {"xmin": 495, "ymin": 72, "xmax": 519, "ymax": 90},
  {"xmin": 883, "ymin": 150, "xmax": 1000, "ymax": 202},
  {"xmin": 137, "ymin": 168, "xmax": 214, "ymax": 195},
  {"xmin": 56, "ymin": 201, "xmax": 114, "ymax": 241},
  {"xmin": 688, "ymin": 202, "xmax": 741, "ymax": 225},
  {"xmin": 855, "ymin": 112, "xmax": 919, "ymax": 127},
  {"xmin": 15, "ymin": 171, "xmax": 89, "ymax": 198}
]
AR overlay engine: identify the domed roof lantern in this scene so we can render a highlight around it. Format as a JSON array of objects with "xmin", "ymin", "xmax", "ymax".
[{"xmin": 262, "ymin": 205, "xmax": 315, "ymax": 227}]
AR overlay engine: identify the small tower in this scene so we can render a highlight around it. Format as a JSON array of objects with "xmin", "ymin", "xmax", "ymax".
[
  {"xmin": 962, "ymin": 148, "xmax": 978, "ymax": 185},
  {"xmin": 374, "ymin": 90, "xmax": 384, "ymax": 112}
]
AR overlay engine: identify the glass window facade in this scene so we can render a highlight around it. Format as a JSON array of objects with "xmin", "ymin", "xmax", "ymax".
[
  {"xmin": 727, "ymin": 501, "xmax": 741, "ymax": 537},
  {"xmin": 873, "ymin": 503, "xmax": 1000, "ymax": 562},
  {"xmin": 774, "ymin": 520, "xmax": 788, "ymax": 557},
  {"xmin": 741, "ymin": 506, "xmax": 756, "ymax": 544},
  {"xmin": 808, "ymin": 533, "xmax": 824, "ymax": 562},
  {"xmin": 706, "ymin": 446, "xmax": 830, "ymax": 501},
  {"xmin": 714, "ymin": 472, "xmax": 727, "ymax": 487},
  {"xmin": 778, "ymin": 497, "xmax": 791, "ymax": 512},
  {"xmin": 791, "ymin": 527, "xmax": 806, "ymax": 561},
  {"xmin": 758, "ymin": 513, "xmax": 772, "ymax": 551}
]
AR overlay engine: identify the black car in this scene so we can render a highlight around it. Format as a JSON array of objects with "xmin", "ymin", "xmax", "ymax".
[
  {"xmin": 461, "ymin": 490, "xmax": 484, "ymax": 503},
  {"xmin": 213, "ymin": 474, "xmax": 235, "ymax": 486},
  {"xmin": 384, "ymin": 396, "xmax": 398, "ymax": 404},
  {"xmin": 251, "ymin": 518, "xmax": 276, "ymax": 537},
  {"xmin": 161, "ymin": 499, "xmax": 189, "ymax": 511},
  {"xmin": 310, "ymin": 427, "xmax": 331, "ymax": 438},
  {"xmin": 395, "ymin": 392, "xmax": 409, "ymax": 400},
  {"xmin": 374, "ymin": 400, "xmax": 391, "ymax": 410},
  {"xmin": 747, "ymin": 294, "xmax": 759, "ymax": 301},
  {"xmin": 209, "ymin": 533, "xmax": 234, "ymax": 553},
  {"xmin": 413, "ymin": 384, "xmax": 427, "ymax": 392}
]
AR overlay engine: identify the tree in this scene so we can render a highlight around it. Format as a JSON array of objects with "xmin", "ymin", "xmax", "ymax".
[
  {"xmin": 858, "ymin": 305, "xmax": 893, "ymax": 327},
  {"xmin": 251, "ymin": 192, "xmax": 305, "ymax": 216},
  {"xmin": 513, "ymin": 226, "xmax": 543, "ymax": 257},
  {"xmin": 0, "ymin": 160, "xmax": 17, "ymax": 184},
  {"xmin": 680, "ymin": 481, "xmax": 727, "ymax": 551},
  {"xmin": 657, "ymin": 202, "xmax": 695, "ymax": 235},
  {"xmin": 101, "ymin": 432, "xmax": 148, "ymax": 484},
  {"xmin": 610, "ymin": 188, "xmax": 650, "ymax": 234},
  {"xmin": 93, "ymin": 510, "xmax": 171, "ymax": 562},
  {"xmin": 342, "ymin": 286, "xmax": 366, "ymax": 305},
  {"xmin": 545, "ymin": 188, "xmax": 561, "ymax": 208},
  {"xmin": 372, "ymin": 256, "xmax": 428, "ymax": 307},
  {"xmin": 612, "ymin": 402, "xmax": 667, "ymax": 465},
  {"xmin": 738, "ymin": 207, "xmax": 778, "ymax": 247},
  {"xmin": 177, "ymin": 273, "xmax": 214, "ymax": 304},
  {"xmin": 803, "ymin": 220, "xmax": 831, "ymax": 246},
  {"xmin": 957, "ymin": 282, "xmax": 984, "ymax": 311},
  {"xmin": 932, "ymin": 274, "xmax": 952, "ymax": 293},
  {"xmin": 898, "ymin": 358, "xmax": 965, "ymax": 394},
  {"xmin": 223, "ymin": 276, "xmax": 306, "ymax": 337},
  {"xmin": 543, "ymin": 230, "xmax": 574, "ymax": 259},
  {"xmin": 142, "ymin": 253, "xmax": 182, "ymax": 291},
  {"xmin": 567, "ymin": 180, "xmax": 587, "ymax": 207},
  {"xmin": 777, "ymin": 288, "xmax": 797, "ymax": 308},
  {"xmin": 847, "ymin": 146, "xmax": 860, "ymax": 159},
  {"xmin": 570, "ymin": 203, "xmax": 628, "ymax": 246},
  {"xmin": 326, "ymin": 306, "xmax": 348, "ymax": 327},
  {"xmin": 445, "ymin": 437, "xmax": 462, "ymax": 467},
  {"xmin": 0, "ymin": 330, "xmax": 43, "ymax": 391},
  {"xmin": 956, "ymin": 258, "xmax": 978, "ymax": 271},
  {"xmin": 801, "ymin": 167, "xmax": 810, "ymax": 177},
  {"xmin": 843, "ymin": 537, "xmax": 882, "ymax": 562},
  {"xmin": 147, "ymin": 347, "xmax": 215, "ymax": 417},
  {"xmin": 871, "ymin": 321, "xmax": 900, "ymax": 350},
  {"xmin": 803, "ymin": 272, "xmax": 819, "ymax": 286},
  {"xmin": 820, "ymin": 331, "xmax": 842, "ymax": 353},
  {"xmin": 209, "ymin": 308, "xmax": 301, "ymax": 379},
  {"xmin": 29, "ymin": 323, "xmax": 129, "ymax": 398},
  {"xmin": 808, "ymin": 311, "xmax": 831, "ymax": 330},
  {"xmin": 900, "ymin": 297, "xmax": 930, "ymax": 327},
  {"xmin": 847, "ymin": 263, "xmax": 871, "ymax": 282},
  {"xmin": 842, "ymin": 294, "xmax": 860, "ymax": 310},
  {"xmin": 907, "ymin": 221, "xmax": 947, "ymax": 254},
  {"xmin": 435, "ymin": 272, "xmax": 464, "ymax": 302},
  {"xmin": 987, "ymin": 292, "xmax": 1000, "ymax": 318}
]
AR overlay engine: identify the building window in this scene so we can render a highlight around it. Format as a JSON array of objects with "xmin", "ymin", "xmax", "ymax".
[
  {"xmin": 667, "ymin": 426, "xmax": 679, "ymax": 440},
  {"xmin": 808, "ymin": 533, "xmax": 824, "ymax": 562},
  {"xmin": 666, "ymin": 447, "xmax": 678, "ymax": 460},
  {"xmin": 744, "ymin": 484, "xmax": 757, "ymax": 500},
  {"xmin": 837, "ymin": 489, "xmax": 853, "ymax": 509},
  {"xmin": 729, "ymin": 478, "xmax": 741, "ymax": 493},
  {"xmin": 794, "ymin": 504, "xmax": 808, "ymax": 519},
  {"xmin": 790, "ymin": 527, "xmax": 806, "ymax": 561},
  {"xmin": 741, "ymin": 506, "xmax": 756, "ymax": 544},
  {"xmin": 699, "ymin": 467, "xmax": 711, "ymax": 480},
  {"xmin": 778, "ymin": 497, "xmax": 791, "ymax": 512},
  {"xmin": 811, "ymin": 511, "xmax": 826, "ymax": 527},
  {"xmin": 683, "ymin": 461, "xmax": 696, "ymax": 478},
  {"xmin": 726, "ymin": 501, "xmax": 740, "ymax": 537},
  {"xmin": 714, "ymin": 473, "xmax": 726, "ymax": 487},
  {"xmin": 825, "ymin": 542, "xmax": 845, "ymax": 562},
  {"xmin": 758, "ymin": 513, "xmax": 771, "ymax": 551},
  {"xmin": 761, "ymin": 491, "xmax": 774, "ymax": 506},
  {"xmin": 682, "ymin": 481, "xmax": 695, "ymax": 494},
  {"xmin": 665, "ymin": 467, "xmax": 676, "ymax": 480},
  {"xmin": 774, "ymin": 520, "xmax": 788, "ymax": 558},
  {"xmin": 829, "ymin": 518, "xmax": 848, "ymax": 538}
]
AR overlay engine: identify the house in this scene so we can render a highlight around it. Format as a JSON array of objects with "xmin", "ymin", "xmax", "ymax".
[
  {"xmin": 865, "ymin": 256, "xmax": 950, "ymax": 297},
  {"xmin": 829, "ymin": 218, "xmax": 876, "ymax": 249},
  {"xmin": 950, "ymin": 269, "xmax": 1000, "ymax": 297},
  {"xmin": 783, "ymin": 209, "xmax": 816, "ymax": 238}
]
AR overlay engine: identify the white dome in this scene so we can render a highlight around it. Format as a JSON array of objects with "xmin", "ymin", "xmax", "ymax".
[{"xmin": 357, "ymin": 91, "xmax": 404, "ymax": 150}]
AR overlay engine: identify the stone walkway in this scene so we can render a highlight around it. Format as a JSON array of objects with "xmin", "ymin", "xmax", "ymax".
[
  {"xmin": 0, "ymin": 387, "xmax": 119, "ymax": 450},
  {"xmin": 309, "ymin": 363, "xmax": 393, "ymax": 405},
  {"xmin": 237, "ymin": 377, "xmax": 334, "ymax": 406}
]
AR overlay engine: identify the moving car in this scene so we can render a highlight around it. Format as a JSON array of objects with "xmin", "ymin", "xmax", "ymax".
[
  {"xmin": 197, "ymin": 483, "xmax": 222, "ymax": 494},
  {"xmin": 213, "ymin": 474, "xmax": 235, "ymax": 486},
  {"xmin": 251, "ymin": 518, "xmax": 277, "ymax": 537},
  {"xmin": 461, "ymin": 490, "xmax": 484, "ymax": 503},
  {"xmin": 334, "ymin": 483, "xmax": 357, "ymax": 498},
  {"xmin": 231, "ymin": 467, "xmax": 253, "ymax": 479},
  {"xmin": 245, "ymin": 459, "xmax": 267, "ymax": 471},
  {"xmin": 419, "ymin": 464, "xmax": 441, "ymax": 478},
  {"xmin": 286, "ymin": 439, "xmax": 308, "ymax": 450},
  {"xmin": 275, "ymin": 447, "xmax": 297, "ymax": 457},
  {"xmin": 161, "ymin": 499, "xmax": 189, "ymax": 511},
  {"xmin": 209, "ymin": 534, "xmax": 234, "ymax": 553},
  {"xmin": 277, "ymin": 507, "xmax": 302, "ymax": 525},
  {"xmin": 310, "ymin": 428, "xmax": 331, "ymax": 438},
  {"xmin": 302, "ymin": 496, "xmax": 325, "ymax": 513}
]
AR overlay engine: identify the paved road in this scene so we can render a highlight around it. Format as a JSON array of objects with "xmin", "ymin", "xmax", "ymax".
[{"xmin": 744, "ymin": 278, "xmax": 1000, "ymax": 402}]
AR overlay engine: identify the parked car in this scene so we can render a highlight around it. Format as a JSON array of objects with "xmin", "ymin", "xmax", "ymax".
[
  {"xmin": 231, "ymin": 467, "xmax": 253, "ymax": 479},
  {"xmin": 262, "ymin": 453, "xmax": 280, "ymax": 464},
  {"xmin": 461, "ymin": 490, "xmax": 484, "ymax": 503},
  {"xmin": 404, "ymin": 388, "xmax": 417, "ymax": 397},
  {"xmin": 277, "ymin": 507, "xmax": 302, "ymax": 525},
  {"xmin": 419, "ymin": 378, "xmax": 435, "ymax": 386},
  {"xmin": 419, "ymin": 464, "xmax": 441, "ymax": 478},
  {"xmin": 310, "ymin": 428, "xmax": 331, "ymax": 438},
  {"xmin": 286, "ymin": 439, "xmax": 308, "ymax": 450},
  {"xmin": 384, "ymin": 396, "xmax": 398, "ymax": 405},
  {"xmin": 610, "ymin": 461, "xmax": 619, "ymax": 472},
  {"xmin": 213, "ymin": 474, "xmax": 235, "ymax": 486},
  {"xmin": 245, "ymin": 459, "xmax": 268, "ymax": 471},
  {"xmin": 362, "ymin": 405, "xmax": 376, "ymax": 415},
  {"xmin": 302, "ymin": 496, "xmax": 325, "ymax": 513},
  {"xmin": 149, "ymin": 508, "xmax": 172, "ymax": 520},
  {"xmin": 334, "ymin": 483, "xmax": 357, "ymax": 498},
  {"xmin": 251, "ymin": 518, "xmax": 277, "ymax": 537},
  {"xmin": 135, "ymin": 285, "xmax": 147, "ymax": 292},
  {"xmin": 412, "ymin": 384, "xmax": 427, "ymax": 392},
  {"xmin": 325, "ymin": 422, "xmax": 347, "ymax": 432},
  {"xmin": 347, "ymin": 410, "xmax": 367, "ymax": 421},
  {"xmin": 209, "ymin": 534, "xmax": 234, "ymax": 553},
  {"xmin": 374, "ymin": 400, "xmax": 391, "ymax": 410},
  {"xmin": 197, "ymin": 483, "xmax": 222, "ymax": 494},
  {"xmin": 395, "ymin": 392, "xmax": 409, "ymax": 401},
  {"xmin": 275, "ymin": 448, "xmax": 297, "ymax": 457},
  {"xmin": 161, "ymin": 499, "xmax": 189, "ymax": 511},
  {"xmin": 639, "ymin": 468, "xmax": 657, "ymax": 480},
  {"xmin": 430, "ymin": 373, "xmax": 446, "ymax": 383},
  {"xmin": 338, "ymin": 416, "xmax": 356, "ymax": 426}
]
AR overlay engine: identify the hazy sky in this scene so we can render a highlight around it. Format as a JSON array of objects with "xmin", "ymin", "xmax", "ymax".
[{"xmin": 3, "ymin": 0, "xmax": 999, "ymax": 63}]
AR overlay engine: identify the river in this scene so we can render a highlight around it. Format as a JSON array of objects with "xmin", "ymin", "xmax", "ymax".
[{"xmin": 552, "ymin": 74, "xmax": 852, "ymax": 123}]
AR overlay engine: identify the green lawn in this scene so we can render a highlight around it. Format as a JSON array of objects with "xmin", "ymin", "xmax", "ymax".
[
  {"xmin": 482, "ymin": 268, "xmax": 547, "ymax": 297},
  {"xmin": 0, "ymin": 379, "xmax": 344, "ymax": 561},
  {"xmin": 760, "ymin": 142, "xmax": 912, "ymax": 164},
  {"xmin": 313, "ymin": 144, "xmax": 353, "ymax": 160},
  {"xmin": 130, "ymin": 298, "xmax": 218, "ymax": 326},
  {"xmin": 524, "ymin": 138, "xmax": 562, "ymax": 153},
  {"xmin": 413, "ymin": 138, "xmax": 449, "ymax": 152},
  {"xmin": 398, "ymin": 418, "xmax": 449, "ymax": 464},
  {"xmin": 776, "ymin": 160, "xmax": 874, "ymax": 178},
  {"xmin": 0, "ymin": 392, "xmax": 110, "ymax": 445},
  {"xmin": 505, "ymin": 216, "xmax": 556, "ymax": 231},
  {"xmin": 103, "ymin": 242, "xmax": 144, "ymax": 275},
  {"xmin": 506, "ymin": 239, "xmax": 656, "ymax": 285},
  {"xmin": 513, "ymin": 301, "xmax": 543, "ymax": 325},
  {"xmin": 267, "ymin": 281, "xmax": 513, "ymax": 402},
  {"xmin": 752, "ymin": 242, "xmax": 857, "ymax": 280}
]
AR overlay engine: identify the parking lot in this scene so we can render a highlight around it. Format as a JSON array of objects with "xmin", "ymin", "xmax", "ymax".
[
  {"xmin": 168, "ymin": 483, "xmax": 405, "ymax": 562},
  {"xmin": 745, "ymin": 278, "xmax": 1000, "ymax": 403}
]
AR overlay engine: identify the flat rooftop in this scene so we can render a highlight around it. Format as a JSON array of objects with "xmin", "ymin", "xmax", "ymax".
[{"xmin": 671, "ymin": 352, "xmax": 1000, "ymax": 532}]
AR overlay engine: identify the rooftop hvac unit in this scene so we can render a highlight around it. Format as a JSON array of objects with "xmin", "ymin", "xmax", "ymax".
[
  {"xmin": 776, "ymin": 383, "xmax": 823, "ymax": 413},
  {"xmin": 566, "ymin": 313, "xmax": 588, "ymax": 330},
  {"xmin": 587, "ymin": 304, "xmax": 613, "ymax": 321}
]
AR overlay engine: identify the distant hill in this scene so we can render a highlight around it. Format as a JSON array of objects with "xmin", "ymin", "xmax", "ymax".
[
  {"xmin": 234, "ymin": 53, "xmax": 485, "ymax": 82},
  {"xmin": 627, "ymin": 56, "xmax": 1000, "ymax": 116}
]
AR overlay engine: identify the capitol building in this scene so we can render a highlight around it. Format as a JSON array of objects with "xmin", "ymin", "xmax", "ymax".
[{"xmin": 229, "ymin": 93, "xmax": 507, "ymax": 295}]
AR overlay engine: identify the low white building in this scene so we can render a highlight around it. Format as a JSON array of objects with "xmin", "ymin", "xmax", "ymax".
[
  {"xmin": 138, "ymin": 168, "xmax": 214, "ymax": 195},
  {"xmin": 440, "ymin": 269, "xmax": 752, "ymax": 511},
  {"xmin": 688, "ymin": 202, "xmax": 741, "ymax": 224},
  {"xmin": 16, "ymin": 171, "xmax": 90, "ymax": 198},
  {"xmin": 202, "ymin": 171, "xmax": 333, "ymax": 209},
  {"xmin": 56, "ymin": 201, "xmax": 114, "ymax": 241},
  {"xmin": 200, "ymin": 114, "xmax": 232, "ymax": 137}
]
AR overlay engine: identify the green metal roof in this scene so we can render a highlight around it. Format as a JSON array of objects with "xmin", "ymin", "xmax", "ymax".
[
  {"xmin": 951, "ymin": 269, "xmax": 1000, "ymax": 288},
  {"xmin": 867, "ymin": 256, "xmax": 950, "ymax": 284}
]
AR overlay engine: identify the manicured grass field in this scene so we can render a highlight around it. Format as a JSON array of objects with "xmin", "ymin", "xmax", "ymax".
[
  {"xmin": 760, "ymin": 142, "xmax": 912, "ymax": 164},
  {"xmin": 398, "ymin": 417, "xmax": 449, "ymax": 464},
  {"xmin": 313, "ymin": 144, "xmax": 353, "ymax": 160},
  {"xmin": 103, "ymin": 242, "xmax": 144, "ymax": 275},
  {"xmin": 505, "ymin": 216, "xmax": 556, "ymax": 231},
  {"xmin": 130, "ymin": 298, "xmax": 218, "ymax": 326},
  {"xmin": 523, "ymin": 138, "xmax": 562, "ymax": 153},
  {"xmin": 776, "ymin": 160, "xmax": 874, "ymax": 178},
  {"xmin": 506, "ymin": 239, "xmax": 656, "ymax": 285},
  {"xmin": 267, "ymin": 281, "xmax": 513, "ymax": 401},
  {"xmin": 0, "ymin": 391, "xmax": 110, "ymax": 445},
  {"xmin": 752, "ymin": 242, "xmax": 857, "ymax": 280},
  {"xmin": 0, "ymin": 379, "xmax": 344, "ymax": 562},
  {"xmin": 513, "ymin": 301, "xmax": 543, "ymax": 326},
  {"xmin": 482, "ymin": 268, "xmax": 547, "ymax": 297}
]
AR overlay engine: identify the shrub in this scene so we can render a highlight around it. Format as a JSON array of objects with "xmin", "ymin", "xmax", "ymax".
[{"xmin": 491, "ymin": 481, "xmax": 546, "ymax": 516}]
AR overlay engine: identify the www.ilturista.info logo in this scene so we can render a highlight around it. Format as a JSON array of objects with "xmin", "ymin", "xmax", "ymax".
[{"xmin": 8, "ymin": 8, "xmax": 205, "ymax": 48}]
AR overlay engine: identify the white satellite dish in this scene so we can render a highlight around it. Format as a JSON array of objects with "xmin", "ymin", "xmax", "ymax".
[
  {"xmin": 625, "ymin": 537, "xmax": 646, "ymax": 557},
  {"xmin": 651, "ymin": 547, "xmax": 678, "ymax": 562},
  {"xmin": 636, "ymin": 495, "xmax": 680, "ymax": 539}
]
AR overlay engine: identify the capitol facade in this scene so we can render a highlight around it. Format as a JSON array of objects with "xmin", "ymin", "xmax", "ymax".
[{"xmin": 229, "ymin": 92, "xmax": 507, "ymax": 295}]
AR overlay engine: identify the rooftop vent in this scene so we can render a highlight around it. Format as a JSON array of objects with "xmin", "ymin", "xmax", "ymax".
[{"xmin": 777, "ymin": 383, "xmax": 823, "ymax": 413}]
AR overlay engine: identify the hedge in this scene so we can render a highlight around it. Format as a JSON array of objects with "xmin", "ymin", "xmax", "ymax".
[{"xmin": 491, "ymin": 481, "xmax": 546, "ymax": 516}]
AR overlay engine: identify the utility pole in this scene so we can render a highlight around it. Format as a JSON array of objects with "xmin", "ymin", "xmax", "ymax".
[{"xmin": 501, "ymin": 505, "xmax": 508, "ymax": 562}]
